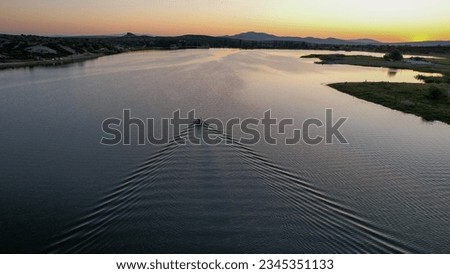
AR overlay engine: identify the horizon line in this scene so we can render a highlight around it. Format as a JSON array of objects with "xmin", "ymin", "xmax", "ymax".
[{"xmin": 1, "ymin": 30, "xmax": 448, "ymax": 44}]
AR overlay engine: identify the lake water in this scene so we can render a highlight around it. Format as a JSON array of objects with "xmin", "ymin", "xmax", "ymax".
[{"xmin": 0, "ymin": 49, "xmax": 449, "ymax": 253}]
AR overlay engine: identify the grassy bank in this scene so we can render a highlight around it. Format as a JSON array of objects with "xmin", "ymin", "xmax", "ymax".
[
  {"xmin": 302, "ymin": 53, "xmax": 450, "ymax": 83},
  {"xmin": 329, "ymin": 82, "xmax": 450, "ymax": 124},
  {"xmin": 302, "ymin": 53, "xmax": 450, "ymax": 124}
]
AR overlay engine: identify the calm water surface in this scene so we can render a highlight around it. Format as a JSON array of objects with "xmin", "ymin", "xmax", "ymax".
[{"xmin": 0, "ymin": 49, "xmax": 449, "ymax": 253}]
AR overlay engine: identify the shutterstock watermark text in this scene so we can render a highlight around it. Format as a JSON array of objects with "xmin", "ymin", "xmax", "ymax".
[{"xmin": 101, "ymin": 109, "xmax": 348, "ymax": 146}]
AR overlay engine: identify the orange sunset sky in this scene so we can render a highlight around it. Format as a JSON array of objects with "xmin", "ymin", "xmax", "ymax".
[{"xmin": 1, "ymin": 0, "xmax": 449, "ymax": 42}]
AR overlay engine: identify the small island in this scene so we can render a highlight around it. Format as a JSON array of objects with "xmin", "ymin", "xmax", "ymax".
[{"xmin": 302, "ymin": 52, "xmax": 450, "ymax": 124}]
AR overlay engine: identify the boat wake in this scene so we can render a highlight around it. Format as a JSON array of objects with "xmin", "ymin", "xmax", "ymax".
[{"xmin": 47, "ymin": 123, "xmax": 419, "ymax": 253}]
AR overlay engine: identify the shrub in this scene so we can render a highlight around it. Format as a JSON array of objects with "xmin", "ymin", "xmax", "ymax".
[
  {"xmin": 415, "ymin": 74, "xmax": 444, "ymax": 83},
  {"xmin": 383, "ymin": 50, "xmax": 403, "ymax": 61},
  {"xmin": 427, "ymin": 85, "xmax": 448, "ymax": 100},
  {"xmin": 400, "ymin": 100, "xmax": 415, "ymax": 107}
]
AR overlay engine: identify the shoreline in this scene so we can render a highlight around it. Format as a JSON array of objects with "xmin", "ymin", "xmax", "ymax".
[
  {"xmin": 329, "ymin": 82, "xmax": 450, "ymax": 124},
  {"xmin": 304, "ymin": 53, "xmax": 450, "ymax": 124},
  {"xmin": 301, "ymin": 53, "xmax": 450, "ymax": 77},
  {"xmin": 2, "ymin": 49, "xmax": 449, "ymax": 71},
  {"xmin": 0, "ymin": 54, "xmax": 104, "ymax": 70}
]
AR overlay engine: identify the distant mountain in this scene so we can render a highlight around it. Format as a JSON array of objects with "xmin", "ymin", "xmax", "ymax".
[
  {"xmin": 122, "ymin": 32, "xmax": 155, "ymax": 38},
  {"xmin": 49, "ymin": 34, "xmax": 125, "ymax": 38},
  {"xmin": 123, "ymin": 32, "xmax": 138, "ymax": 38},
  {"xmin": 224, "ymin": 31, "xmax": 382, "ymax": 45},
  {"xmin": 348, "ymin": 38, "xmax": 382, "ymax": 44},
  {"xmin": 45, "ymin": 31, "xmax": 450, "ymax": 46},
  {"xmin": 227, "ymin": 32, "xmax": 280, "ymax": 41},
  {"xmin": 48, "ymin": 33, "xmax": 154, "ymax": 39},
  {"xmin": 225, "ymin": 32, "xmax": 450, "ymax": 47},
  {"xmin": 391, "ymin": 41, "xmax": 450, "ymax": 47}
]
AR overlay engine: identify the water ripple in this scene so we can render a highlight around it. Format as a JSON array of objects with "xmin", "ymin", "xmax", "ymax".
[{"xmin": 47, "ymin": 124, "xmax": 420, "ymax": 253}]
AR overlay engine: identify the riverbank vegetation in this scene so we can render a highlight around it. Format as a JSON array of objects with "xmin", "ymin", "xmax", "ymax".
[
  {"xmin": 2, "ymin": 32, "xmax": 450, "ymax": 69},
  {"xmin": 303, "ymin": 52, "xmax": 450, "ymax": 124},
  {"xmin": 329, "ymin": 82, "xmax": 450, "ymax": 124}
]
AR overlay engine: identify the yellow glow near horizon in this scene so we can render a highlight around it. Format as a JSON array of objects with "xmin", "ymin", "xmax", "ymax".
[{"xmin": 0, "ymin": 0, "xmax": 449, "ymax": 42}]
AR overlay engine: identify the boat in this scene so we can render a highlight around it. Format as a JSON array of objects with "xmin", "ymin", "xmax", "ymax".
[{"xmin": 193, "ymin": 118, "xmax": 203, "ymax": 126}]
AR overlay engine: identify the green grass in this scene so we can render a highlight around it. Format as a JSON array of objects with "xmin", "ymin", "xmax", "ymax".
[
  {"xmin": 329, "ymin": 82, "xmax": 450, "ymax": 124},
  {"xmin": 302, "ymin": 53, "xmax": 450, "ymax": 124}
]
